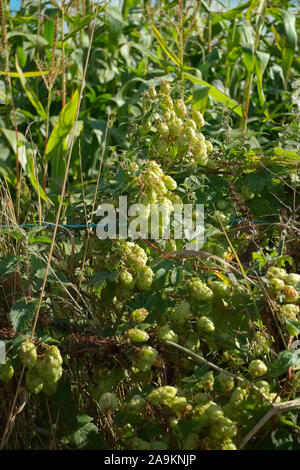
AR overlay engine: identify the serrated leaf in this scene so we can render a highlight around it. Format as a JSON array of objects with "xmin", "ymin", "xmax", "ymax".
[
  {"xmin": 0, "ymin": 255, "xmax": 19, "ymax": 279},
  {"xmin": 9, "ymin": 299, "xmax": 37, "ymax": 333},
  {"xmin": 268, "ymin": 350, "xmax": 300, "ymax": 377}
]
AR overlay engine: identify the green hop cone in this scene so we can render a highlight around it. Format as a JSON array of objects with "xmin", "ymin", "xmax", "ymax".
[
  {"xmin": 285, "ymin": 273, "xmax": 300, "ymax": 286},
  {"xmin": 160, "ymin": 80, "xmax": 172, "ymax": 95},
  {"xmin": 192, "ymin": 110, "xmax": 205, "ymax": 127},
  {"xmin": 19, "ymin": 339, "xmax": 37, "ymax": 369},
  {"xmin": 134, "ymin": 346, "xmax": 158, "ymax": 371},
  {"xmin": 197, "ymin": 316, "xmax": 215, "ymax": 334},
  {"xmin": 157, "ymin": 122, "xmax": 169, "ymax": 137},
  {"xmin": 26, "ymin": 368, "xmax": 43, "ymax": 394},
  {"xmin": 188, "ymin": 278, "xmax": 214, "ymax": 301},
  {"xmin": 269, "ymin": 277, "xmax": 285, "ymax": 292},
  {"xmin": 163, "ymin": 175, "xmax": 177, "ymax": 190},
  {"xmin": 218, "ymin": 371, "xmax": 234, "ymax": 392},
  {"xmin": 221, "ymin": 439, "xmax": 237, "ymax": 450},
  {"xmin": 148, "ymin": 84, "xmax": 157, "ymax": 100},
  {"xmin": 156, "ymin": 325, "xmax": 178, "ymax": 343},
  {"xmin": 205, "ymin": 402, "xmax": 224, "ymax": 421},
  {"xmin": 284, "ymin": 285, "xmax": 299, "ymax": 303},
  {"xmin": 169, "ymin": 396, "xmax": 188, "ymax": 413},
  {"xmin": 136, "ymin": 266, "xmax": 154, "ymax": 290},
  {"xmin": 169, "ymin": 119, "xmax": 183, "ymax": 136},
  {"xmin": 98, "ymin": 392, "xmax": 118, "ymax": 411},
  {"xmin": 248, "ymin": 360, "xmax": 268, "ymax": 378},
  {"xmin": 120, "ymin": 270, "xmax": 135, "ymax": 290},
  {"xmin": 196, "ymin": 371, "xmax": 214, "ymax": 391},
  {"xmin": 210, "ymin": 416, "xmax": 237, "ymax": 440},
  {"xmin": 128, "ymin": 394, "xmax": 145, "ymax": 413},
  {"xmin": 185, "ymin": 127, "xmax": 196, "ymax": 140},
  {"xmin": 208, "ymin": 281, "xmax": 231, "ymax": 299},
  {"xmin": 205, "ymin": 140, "xmax": 213, "ymax": 154},
  {"xmin": 132, "ymin": 307, "xmax": 149, "ymax": 323},
  {"xmin": 147, "ymin": 385, "xmax": 177, "ymax": 406},
  {"xmin": 267, "ymin": 267, "xmax": 287, "ymax": 279},
  {"xmin": 280, "ymin": 304, "xmax": 299, "ymax": 320},
  {"xmin": 165, "ymin": 239, "xmax": 177, "ymax": 252},
  {"xmin": 184, "ymin": 119, "xmax": 197, "ymax": 131},
  {"xmin": 174, "ymin": 99, "xmax": 187, "ymax": 119},
  {"xmin": 229, "ymin": 387, "xmax": 246, "ymax": 407},
  {"xmin": 160, "ymin": 93, "xmax": 173, "ymax": 109},
  {"xmin": 36, "ymin": 355, "xmax": 63, "ymax": 384},
  {"xmin": 194, "ymin": 392, "xmax": 210, "ymax": 405},
  {"xmin": 254, "ymin": 380, "xmax": 270, "ymax": 398},
  {"xmin": 0, "ymin": 362, "xmax": 14, "ymax": 383},
  {"xmin": 47, "ymin": 346, "xmax": 63, "ymax": 365},
  {"xmin": 128, "ymin": 328, "xmax": 149, "ymax": 343}
]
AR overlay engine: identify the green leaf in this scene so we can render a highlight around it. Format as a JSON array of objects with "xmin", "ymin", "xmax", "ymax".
[
  {"xmin": 27, "ymin": 150, "xmax": 53, "ymax": 204},
  {"xmin": 242, "ymin": 43, "xmax": 255, "ymax": 73},
  {"xmin": 45, "ymin": 89, "xmax": 79, "ymax": 157},
  {"xmin": 281, "ymin": 9, "xmax": 297, "ymax": 86},
  {"xmin": 0, "ymin": 255, "xmax": 19, "ymax": 279},
  {"xmin": 268, "ymin": 350, "xmax": 300, "ymax": 377},
  {"xmin": 106, "ymin": 6, "xmax": 123, "ymax": 51},
  {"xmin": 184, "ymin": 72, "xmax": 243, "ymax": 117},
  {"xmin": 9, "ymin": 299, "xmax": 37, "ymax": 333},
  {"xmin": 0, "ymin": 128, "xmax": 26, "ymax": 154},
  {"xmin": 285, "ymin": 318, "xmax": 300, "ymax": 337},
  {"xmin": 15, "ymin": 59, "xmax": 47, "ymax": 121}
]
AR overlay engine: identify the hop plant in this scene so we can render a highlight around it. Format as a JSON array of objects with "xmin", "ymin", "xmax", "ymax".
[
  {"xmin": 248, "ymin": 360, "xmax": 268, "ymax": 378},
  {"xmin": 119, "ymin": 270, "xmax": 135, "ymax": 290},
  {"xmin": 156, "ymin": 325, "xmax": 178, "ymax": 343},
  {"xmin": 19, "ymin": 339, "xmax": 38, "ymax": 369},
  {"xmin": 210, "ymin": 416, "xmax": 237, "ymax": 440},
  {"xmin": 196, "ymin": 371, "xmax": 214, "ymax": 391},
  {"xmin": 128, "ymin": 328, "xmax": 149, "ymax": 343},
  {"xmin": 160, "ymin": 80, "xmax": 172, "ymax": 95},
  {"xmin": 144, "ymin": 82, "xmax": 214, "ymax": 169},
  {"xmin": 134, "ymin": 346, "xmax": 158, "ymax": 371},
  {"xmin": 208, "ymin": 281, "xmax": 231, "ymax": 299},
  {"xmin": 132, "ymin": 307, "xmax": 149, "ymax": 323},
  {"xmin": 192, "ymin": 110, "xmax": 205, "ymax": 127},
  {"xmin": 174, "ymin": 99, "xmax": 187, "ymax": 119},
  {"xmin": 229, "ymin": 387, "xmax": 247, "ymax": 407},
  {"xmin": 197, "ymin": 316, "xmax": 215, "ymax": 334},
  {"xmin": 0, "ymin": 362, "xmax": 14, "ymax": 383},
  {"xmin": 36, "ymin": 346, "xmax": 63, "ymax": 384},
  {"xmin": 188, "ymin": 278, "xmax": 214, "ymax": 302},
  {"xmin": 218, "ymin": 371, "xmax": 235, "ymax": 392},
  {"xmin": 283, "ymin": 285, "xmax": 299, "ymax": 303},
  {"xmin": 280, "ymin": 304, "xmax": 299, "ymax": 320},
  {"xmin": 98, "ymin": 392, "xmax": 118, "ymax": 411},
  {"xmin": 136, "ymin": 266, "xmax": 154, "ymax": 290},
  {"xmin": 147, "ymin": 386, "xmax": 177, "ymax": 407},
  {"xmin": 128, "ymin": 394, "xmax": 145, "ymax": 413},
  {"xmin": 149, "ymin": 84, "xmax": 157, "ymax": 100},
  {"xmin": 285, "ymin": 273, "xmax": 300, "ymax": 286},
  {"xmin": 26, "ymin": 368, "xmax": 44, "ymax": 395},
  {"xmin": 267, "ymin": 267, "xmax": 287, "ymax": 279}
]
